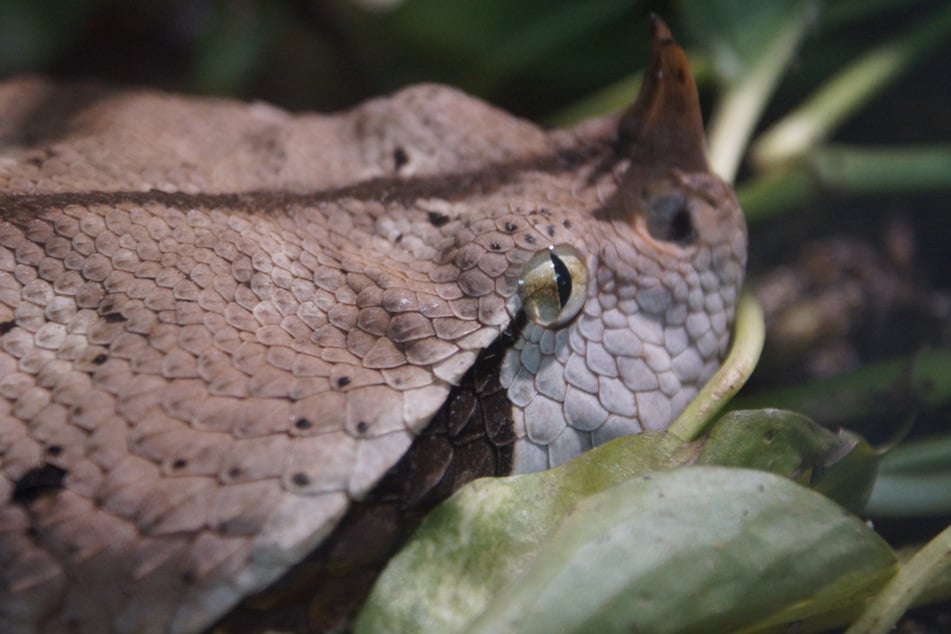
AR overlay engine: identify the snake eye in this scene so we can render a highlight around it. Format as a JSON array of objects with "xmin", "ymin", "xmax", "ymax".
[{"xmin": 518, "ymin": 245, "xmax": 588, "ymax": 328}]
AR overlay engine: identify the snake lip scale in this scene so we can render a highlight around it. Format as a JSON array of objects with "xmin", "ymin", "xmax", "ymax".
[{"xmin": 0, "ymin": 16, "xmax": 746, "ymax": 634}]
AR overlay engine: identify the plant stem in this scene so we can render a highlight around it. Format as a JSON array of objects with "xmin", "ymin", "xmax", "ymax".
[
  {"xmin": 846, "ymin": 523, "xmax": 951, "ymax": 634},
  {"xmin": 669, "ymin": 291, "xmax": 764, "ymax": 441}
]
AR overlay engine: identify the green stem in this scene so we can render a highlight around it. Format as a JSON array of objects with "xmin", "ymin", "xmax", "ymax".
[
  {"xmin": 846, "ymin": 523, "xmax": 951, "ymax": 634},
  {"xmin": 706, "ymin": 1, "xmax": 815, "ymax": 183},
  {"xmin": 752, "ymin": 3, "xmax": 951, "ymax": 168},
  {"xmin": 668, "ymin": 291, "xmax": 765, "ymax": 441}
]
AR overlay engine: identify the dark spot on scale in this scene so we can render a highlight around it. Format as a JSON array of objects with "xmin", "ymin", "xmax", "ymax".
[
  {"xmin": 504, "ymin": 222, "xmax": 517, "ymax": 233},
  {"xmin": 675, "ymin": 67, "xmax": 686, "ymax": 83},
  {"xmin": 0, "ymin": 320, "xmax": 15, "ymax": 334},
  {"xmin": 12, "ymin": 464, "xmax": 67, "ymax": 505},
  {"xmin": 294, "ymin": 417, "xmax": 313, "ymax": 431},
  {"xmin": 337, "ymin": 376, "xmax": 351, "ymax": 388},
  {"xmin": 291, "ymin": 472, "xmax": 310, "ymax": 487},
  {"xmin": 393, "ymin": 147, "xmax": 409, "ymax": 170},
  {"xmin": 546, "ymin": 225, "xmax": 556, "ymax": 238},
  {"xmin": 182, "ymin": 570, "xmax": 196, "ymax": 585},
  {"xmin": 228, "ymin": 467, "xmax": 242, "ymax": 479},
  {"xmin": 103, "ymin": 312, "xmax": 125, "ymax": 323},
  {"xmin": 563, "ymin": 219, "xmax": 572, "ymax": 229},
  {"xmin": 92, "ymin": 353, "xmax": 108, "ymax": 365},
  {"xmin": 395, "ymin": 234, "xmax": 403, "ymax": 244},
  {"xmin": 540, "ymin": 208, "xmax": 551, "ymax": 217},
  {"xmin": 46, "ymin": 445, "xmax": 63, "ymax": 457},
  {"xmin": 427, "ymin": 211, "xmax": 450, "ymax": 227},
  {"xmin": 524, "ymin": 234, "xmax": 536, "ymax": 245},
  {"xmin": 172, "ymin": 458, "xmax": 188, "ymax": 470},
  {"xmin": 356, "ymin": 421, "xmax": 369, "ymax": 434},
  {"xmin": 489, "ymin": 241, "xmax": 501, "ymax": 251}
]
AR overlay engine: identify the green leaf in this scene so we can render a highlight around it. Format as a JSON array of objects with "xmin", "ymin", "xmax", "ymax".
[
  {"xmin": 466, "ymin": 467, "xmax": 895, "ymax": 634},
  {"xmin": 698, "ymin": 409, "xmax": 879, "ymax": 513},
  {"xmin": 354, "ymin": 431, "xmax": 691, "ymax": 633}
]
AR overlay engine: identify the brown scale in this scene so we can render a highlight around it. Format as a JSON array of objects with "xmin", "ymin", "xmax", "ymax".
[{"xmin": 212, "ymin": 316, "xmax": 523, "ymax": 633}]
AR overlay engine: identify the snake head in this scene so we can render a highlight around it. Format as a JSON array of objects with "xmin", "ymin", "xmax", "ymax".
[
  {"xmin": 614, "ymin": 14, "xmax": 746, "ymax": 258},
  {"xmin": 506, "ymin": 16, "xmax": 747, "ymax": 472}
]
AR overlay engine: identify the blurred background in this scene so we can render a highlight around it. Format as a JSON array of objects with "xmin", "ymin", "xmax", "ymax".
[{"xmin": 2, "ymin": 0, "xmax": 951, "ymax": 624}]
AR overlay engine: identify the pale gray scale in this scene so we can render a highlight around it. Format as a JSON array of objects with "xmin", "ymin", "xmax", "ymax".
[
  {"xmin": 564, "ymin": 353, "xmax": 599, "ymax": 393},
  {"xmin": 524, "ymin": 396, "xmax": 566, "ymax": 444},
  {"xmin": 511, "ymin": 435, "xmax": 549, "ymax": 474},
  {"xmin": 697, "ymin": 329, "xmax": 722, "ymax": 361},
  {"xmin": 597, "ymin": 376, "xmax": 637, "ymax": 417},
  {"xmin": 563, "ymin": 386, "xmax": 610, "ymax": 432},
  {"xmin": 671, "ymin": 347, "xmax": 705, "ymax": 384},
  {"xmin": 534, "ymin": 356, "xmax": 567, "ymax": 401},
  {"xmin": 658, "ymin": 371, "xmax": 683, "ymax": 398},
  {"xmin": 636, "ymin": 391, "xmax": 674, "ymax": 431}
]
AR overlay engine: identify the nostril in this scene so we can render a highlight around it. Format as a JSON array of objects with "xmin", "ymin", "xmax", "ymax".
[{"xmin": 647, "ymin": 194, "xmax": 696, "ymax": 245}]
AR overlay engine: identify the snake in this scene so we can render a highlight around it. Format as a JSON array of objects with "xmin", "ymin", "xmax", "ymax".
[{"xmin": 0, "ymin": 18, "xmax": 746, "ymax": 634}]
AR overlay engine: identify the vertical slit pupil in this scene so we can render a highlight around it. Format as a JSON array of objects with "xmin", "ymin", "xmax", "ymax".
[{"xmin": 550, "ymin": 252, "xmax": 572, "ymax": 308}]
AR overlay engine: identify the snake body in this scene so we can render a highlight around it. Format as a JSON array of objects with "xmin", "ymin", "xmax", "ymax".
[{"xmin": 0, "ymin": 20, "xmax": 746, "ymax": 633}]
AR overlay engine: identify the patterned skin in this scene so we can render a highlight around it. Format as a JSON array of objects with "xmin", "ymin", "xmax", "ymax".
[{"xmin": 0, "ymin": 18, "xmax": 745, "ymax": 633}]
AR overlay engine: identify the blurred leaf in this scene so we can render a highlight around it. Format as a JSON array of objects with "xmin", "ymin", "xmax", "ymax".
[
  {"xmin": 379, "ymin": 0, "xmax": 642, "ymax": 93},
  {"xmin": 696, "ymin": 0, "xmax": 816, "ymax": 180},
  {"xmin": 0, "ymin": 1, "xmax": 88, "ymax": 73},
  {"xmin": 675, "ymin": 0, "xmax": 814, "ymax": 85},
  {"xmin": 733, "ymin": 349, "xmax": 951, "ymax": 427},
  {"xmin": 190, "ymin": 1, "xmax": 284, "ymax": 94},
  {"xmin": 465, "ymin": 467, "xmax": 895, "ymax": 634},
  {"xmin": 752, "ymin": 2, "xmax": 951, "ymax": 167},
  {"xmin": 867, "ymin": 433, "xmax": 951, "ymax": 517}
]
